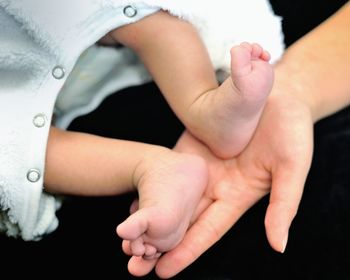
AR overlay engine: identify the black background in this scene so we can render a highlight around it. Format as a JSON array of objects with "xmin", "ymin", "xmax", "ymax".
[{"xmin": 1, "ymin": 1, "xmax": 350, "ymax": 279}]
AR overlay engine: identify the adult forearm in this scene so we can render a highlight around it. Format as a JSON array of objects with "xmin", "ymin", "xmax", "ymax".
[
  {"xmin": 273, "ymin": 2, "xmax": 350, "ymax": 122},
  {"xmin": 44, "ymin": 127, "xmax": 165, "ymax": 196}
]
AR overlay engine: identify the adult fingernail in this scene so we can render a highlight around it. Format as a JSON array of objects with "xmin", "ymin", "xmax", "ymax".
[{"xmin": 280, "ymin": 232, "xmax": 288, "ymax": 253}]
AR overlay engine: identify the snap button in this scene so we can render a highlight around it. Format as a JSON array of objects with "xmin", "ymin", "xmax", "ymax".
[
  {"xmin": 123, "ymin": 5, "xmax": 137, "ymax": 18},
  {"xmin": 52, "ymin": 66, "xmax": 65, "ymax": 79},
  {"xmin": 33, "ymin": 114, "xmax": 46, "ymax": 128},
  {"xmin": 27, "ymin": 169, "xmax": 41, "ymax": 183}
]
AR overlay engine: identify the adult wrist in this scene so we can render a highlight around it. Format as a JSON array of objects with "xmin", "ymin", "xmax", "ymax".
[{"xmin": 272, "ymin": 60, "xmax": 321, "ymax": 123}]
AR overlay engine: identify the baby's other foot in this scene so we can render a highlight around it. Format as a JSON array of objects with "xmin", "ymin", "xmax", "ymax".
[{"xmin": 116, "ymin": 151, "xmax": 207, "ymax": 263}]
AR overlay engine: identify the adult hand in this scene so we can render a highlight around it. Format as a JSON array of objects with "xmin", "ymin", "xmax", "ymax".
[
  {"xmin": 167, "ymin": 90, "xmax": 313, "ymax": 277},
  {"xmin": 121, "ymin": 91, "xmax": 314, "ymax": 278}
]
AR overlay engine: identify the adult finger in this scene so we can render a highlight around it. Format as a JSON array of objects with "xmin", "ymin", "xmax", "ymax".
[
  {"xmin": 264, "ymin": 162, "xmax": 311, "ymax": 253},
  {"xmin": 190, "ymin": 196, "xmax": 213, "ymax": 225},
  {"xmin": 155, "ymin": 191, "xmax": 260, "ymax": 278}
]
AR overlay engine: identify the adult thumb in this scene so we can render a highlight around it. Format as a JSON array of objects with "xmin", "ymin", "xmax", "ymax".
[{"xmin": 264, "ymin": 163, "xmax": 310, "ymax": 253}]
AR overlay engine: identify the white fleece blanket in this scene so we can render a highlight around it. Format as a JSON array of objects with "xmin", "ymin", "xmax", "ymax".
[{"xmin": 128, "ymin": 0, "xmax": 284, "ymax": 68}]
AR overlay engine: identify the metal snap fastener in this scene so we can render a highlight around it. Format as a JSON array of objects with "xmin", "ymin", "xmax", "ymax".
[
  {"xmin": 123, "ymin": 5, "xmax": 137, "ymax": 18},
  {"xmin": 27, "ymin": 169, "xmax": 41, "ymax": 183},
  {"xmin": 52, "ymin": 66, "xmax": 65, "ymax": 79},
  {"xmin": 33, "ymin": 114, "xmax": 46, "ymax": 128}
]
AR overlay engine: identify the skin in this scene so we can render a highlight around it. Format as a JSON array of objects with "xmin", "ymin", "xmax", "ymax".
[{"xmin": 121, "ymin": 2, "xmax": 350, "ymax": 278}]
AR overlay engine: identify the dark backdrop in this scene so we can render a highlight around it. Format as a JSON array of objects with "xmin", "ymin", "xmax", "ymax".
[{"xmin": 1, "ymin": 1, "xmax": 349, "ymax": 279}]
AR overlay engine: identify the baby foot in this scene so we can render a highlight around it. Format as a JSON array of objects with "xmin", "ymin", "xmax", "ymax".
[
  {"xmin": 192, "ymin": 42, "xmax": 274, "ymax": 159},
  {"xmin": 116, "ymin": 151, "xmax": 207, "ymax": 262},
  {"xmin": 230, "ymin": 42, "xmax": 273, "ymax": 103}
]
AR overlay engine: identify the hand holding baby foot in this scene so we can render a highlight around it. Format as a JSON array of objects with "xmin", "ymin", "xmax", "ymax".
[
  {"xmin": 154, "ymin": 92, "xmax": 313, "ymax": 278},
  {"xmin": 121, "ymin": 89, "xmax": 314, "ymax": 278}
]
